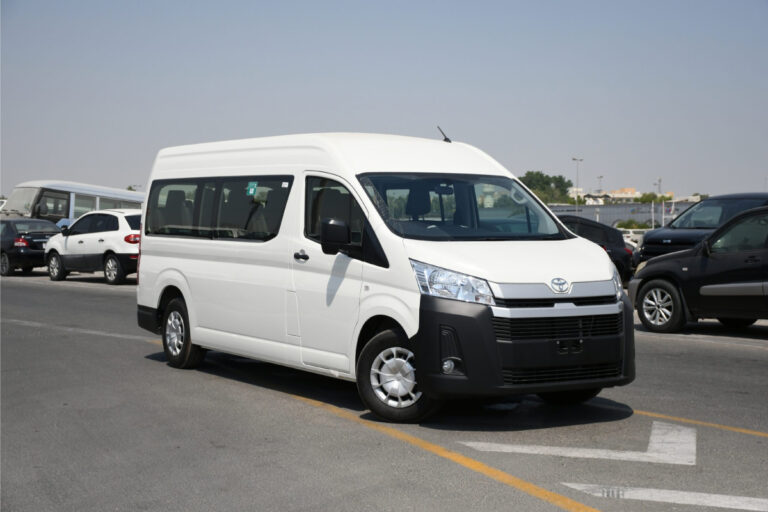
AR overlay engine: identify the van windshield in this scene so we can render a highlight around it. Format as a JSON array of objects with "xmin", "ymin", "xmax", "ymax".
[
  {"xmin": 358, "ymin": 173, "xmax": 567, "ymax": 241},
  {"xmin": 2, "ymin": 187, "xmax": 39, "ymax": 216}
]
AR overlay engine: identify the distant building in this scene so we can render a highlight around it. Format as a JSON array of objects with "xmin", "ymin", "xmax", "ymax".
[{"xmin": 607, "ymin": 187, "xmax": 641, "ymax": 203}]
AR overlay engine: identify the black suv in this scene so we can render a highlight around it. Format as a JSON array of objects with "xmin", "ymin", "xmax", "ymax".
[
  {"xmin": 636, "ymin": 193, "xmax": 768, "ymax": 264},
  {"xmin": 558, "ymin": 215, "xmax": 633, "ymax": 283},
  {"xmin": 629, "ymin": 206, "xmax": 768, "ymax": 332}
]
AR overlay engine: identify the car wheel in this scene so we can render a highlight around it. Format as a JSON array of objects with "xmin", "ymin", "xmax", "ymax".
[
  {"xmin": 356, "ymin": 328, "xmax": 442, "ymax": 423},
  {"xmin": 0, "ymin": 252, "xmax": 13, "ymax": 276},
  {"xmin": 637, "ymin": 279, "xmax": 686, "ymax": 333},
  {"xmin": 538, "ymin": 388, "xmax": 601, "ymax": 405},
  {"xmin": 162, "ymin": 298, "xmax": 205, "ymax": 369},
  {"xmin": 104, "ymin": 254, "xmax": 125, "ymax": 285},
  {"xmin": 717, "ymin": 318, "xmax": 757, "ymax": 329},
  {"xmin": 47, "ymin": 252, "xmax": 68, "ymax": 281}
]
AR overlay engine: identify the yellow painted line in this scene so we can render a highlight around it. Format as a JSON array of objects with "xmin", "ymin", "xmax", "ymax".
[
  {"xmin": 634, "ymin": 410, "xmax": 768, "ymax": 439},
  {"xmin": 148, "ymin": 339, "xmax": 162, "ymax": 346},
  {"xmin": 293, "ymin": 395, "xmax": 600, "ymax": 512}
]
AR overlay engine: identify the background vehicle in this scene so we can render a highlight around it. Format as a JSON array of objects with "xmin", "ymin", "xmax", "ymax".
[
  {"xmin": 45, "ymin": 209, "xmax": 141, "ymax": 284},
  {"xmin": 1, "ymin": 181, "xmax": 144, "ymax": 226},
  {"xmin": 636, "ymin": 193, "xmax": 768, "ymax": 264},
  {"xmin": 0, "ymin": 218, "xmax": 59, "ymax": 276},
  {"xmin": 558, "ymin": 215, "xmax": 633, "ymax": 283},
  {"xmin": 629, "ymin": 206, "xmax": 768, "ymax": 333}
]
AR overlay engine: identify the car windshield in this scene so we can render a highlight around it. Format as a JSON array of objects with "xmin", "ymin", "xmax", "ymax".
[
  {"xmin": 358, "ymin": 173, "xmax": 566, "ymax": 241},
  {"xmin": 13, "ymin": 220, "xmax": 59, "ymax": 233},
  {"xmin": 125, "ymin": 215, "xmax": 141, "ymax": 230},
  {"xmin": 3, "ymin": 187, "xmax": 39, "ymax": 215},
  {"xmin": 669, "ymin": 198, "xmax": 766, "ymax": 229}
]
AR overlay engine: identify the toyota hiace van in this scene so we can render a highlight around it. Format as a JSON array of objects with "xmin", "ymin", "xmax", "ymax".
[{"xmin": 137, "ymin": 133, "xmax": 634, "ymax": 422}]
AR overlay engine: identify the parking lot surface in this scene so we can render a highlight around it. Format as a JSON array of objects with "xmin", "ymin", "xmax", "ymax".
[{"xmin": 2, "ymin": 273, "xmax": 767, "ymax": 512}]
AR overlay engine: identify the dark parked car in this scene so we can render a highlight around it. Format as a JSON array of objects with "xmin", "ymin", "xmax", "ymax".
[
  {"xmin": 558, "ymin": 215, "xmax": 633, "ymax": 283},
  {"xmin": 628, "ymin": 206, "xmax": 768, "ymax": 333},
  {"xmin": 636, "ymin": 193, "xmax": 768, "ymax": 264},
  {"xmin": 0, "ymin": 218, "xmax": 59, "ymax": 275}
]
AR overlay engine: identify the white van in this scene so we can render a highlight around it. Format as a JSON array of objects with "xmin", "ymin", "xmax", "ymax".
[{"xmin": 137, "ymin": 133, "xmax": 634, "ymax": 422}]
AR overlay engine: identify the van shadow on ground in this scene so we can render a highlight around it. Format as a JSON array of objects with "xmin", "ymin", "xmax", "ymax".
[{"xmin": 145, "ymin": 350, "xmax": 634, "ymax": 432}]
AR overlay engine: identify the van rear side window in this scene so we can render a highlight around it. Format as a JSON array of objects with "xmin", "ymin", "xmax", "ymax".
[{"xmin": 146, "ymin": 176, "xmax": 293, "ymax": 241}]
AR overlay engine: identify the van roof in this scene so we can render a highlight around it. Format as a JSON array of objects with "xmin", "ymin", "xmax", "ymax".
[{"xmin": 154, "ymin": 133, "xmax": 512, "ymax": 178}]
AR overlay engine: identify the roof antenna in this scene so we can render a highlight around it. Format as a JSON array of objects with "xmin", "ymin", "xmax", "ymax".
[{"xmin": 437, "ymin": 126, "xmax": 451, "ymax": 143}]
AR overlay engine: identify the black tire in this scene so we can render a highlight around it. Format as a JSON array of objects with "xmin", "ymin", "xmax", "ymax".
[
  {"xmin": 0, "ymin": 253, "xmax": 13, "ymax": 276},
  {"xmin": 47, "ymin": 252, "xmax": 68, "ymax": 281},
  {"xmin": 717, "ymin": 318, "xmax": 757, "ymax": 329},
  {"xmin": 162, "ymin": 298, "xmax": 205, "ymax": 369},
  {"xmin": 636, "ymin": 279, "xmax": 686, "ymax": 333},
  {"xmin": 103, "ymin": 254, "xmax": 125, "ymax": 285},
  {"xmin": 538, "ymin": 388, "xmax": 601, "ymax": 405},
  {"xmin": 21, "ymin": 266, "xmax": 34, "ymax": 274},
  {"xmin": 356, "ymin": 328, "xmax": 442, "ymax": 423}
]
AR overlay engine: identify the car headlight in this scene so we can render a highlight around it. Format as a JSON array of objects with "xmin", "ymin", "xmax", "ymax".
[
  {"xmin": 410, "ymin": 260, "xmax": 495, "ymax": 306},
  {"xmin": 612, "ymin": 267, "xmax": 623, "ymax": 299}
]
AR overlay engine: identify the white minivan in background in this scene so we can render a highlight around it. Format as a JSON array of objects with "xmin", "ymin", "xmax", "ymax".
[{"xmin": 137, "ymin": 133, "xmax": 634, "ymax": 422}]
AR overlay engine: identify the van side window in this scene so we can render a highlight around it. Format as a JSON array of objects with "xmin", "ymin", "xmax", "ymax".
[
  {"xmin": 215, "ymin": 177, "xmax": 293, "ymax": 241},
  {"xmin": 146, "ymin": 182, "xmax": 200, "ymax": 236},
  {"xmin": 305, "ymin": 177, "xmax": 365, "ymax": 244},
  {"xmin": 38, "ymin": 190, "xmax": 70, "ymax": 220}
]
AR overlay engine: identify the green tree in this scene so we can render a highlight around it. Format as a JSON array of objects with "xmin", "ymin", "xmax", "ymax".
[{"xmin": 519, "ymin": 171, "xmax": 573, "ymax": 204}]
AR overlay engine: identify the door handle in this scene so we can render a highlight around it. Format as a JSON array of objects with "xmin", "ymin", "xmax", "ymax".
[
  {"xmin": 78, "ymin": 240, "xmax": 84, "ymax": 244},
  {"xmin": 98, "ymin": 239, "xmax": 104, "ymax": 243},
  {"xmin": 293, "ymin": 251, "xmax": 309, "ymax": 261},
  {"xmin": 744, "ymin": 256, "xmax": 760, "ymax": 264}
]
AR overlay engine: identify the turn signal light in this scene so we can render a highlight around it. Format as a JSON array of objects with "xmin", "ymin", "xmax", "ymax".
[
  {"xmin": 13, "ymin": 238, "xmax": 29, "ymax": 247},
  {"xmin": 124, "ymin": 234, "xmax": 141, "ymax": 244}
]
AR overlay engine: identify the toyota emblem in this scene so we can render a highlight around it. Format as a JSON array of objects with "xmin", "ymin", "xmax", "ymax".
[{"xmin": 550, "ymin": 277, "xmax": 570, "ymax": 294}]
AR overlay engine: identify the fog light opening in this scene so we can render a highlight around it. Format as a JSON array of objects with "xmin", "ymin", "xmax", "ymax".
[{"xmin": 441, "ymin": 357, "xmax": 464, "ymax": 375}]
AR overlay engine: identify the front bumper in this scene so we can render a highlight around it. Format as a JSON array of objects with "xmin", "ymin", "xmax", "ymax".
[{"xmin": 412, "ymin": 295, "xmax": 635, "ymax": 399}]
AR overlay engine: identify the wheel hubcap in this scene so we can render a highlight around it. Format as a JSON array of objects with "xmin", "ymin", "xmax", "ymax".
[
  {"xmin": 165, "ymin": 311, "xmax": 185, "ymax": 357},
  {"xmin": 49, "ymin": 256, "xmax": 59, "ymax": 276},
  {"xmin": 370, "ymin": 347, "xmax": 421, "ymax": 408},
  {"xmin": 105, "ymin": 258, "xmax": 117, "ymax": 280},
  {"xmin": 642, "ymin": 288, "xmax": 673, "ymax": 326},
  {"xmin": 1, "ymin": 254, "xmax": 8, "ymax": 274}
]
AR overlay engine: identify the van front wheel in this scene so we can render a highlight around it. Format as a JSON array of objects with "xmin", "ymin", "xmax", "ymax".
[
  {"xmin": 162, "ymin": 298, "xmax": 205, "ymax": 369},
  {"xmin": 356, "ymin": 329, "xmax": 442, "ymax": 423}
]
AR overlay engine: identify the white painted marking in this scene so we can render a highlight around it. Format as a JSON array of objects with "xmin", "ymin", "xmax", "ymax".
[
  {"xmin": 563, "ymin": 483, "xmax": 768, "ymax": 511},
  {"xmin": 3, "ymin": 318, "xmax": 154, "ymax": 342},
  {"xmin": 461, "ymin": 421, "xmax": 696, "ymax": 465}
]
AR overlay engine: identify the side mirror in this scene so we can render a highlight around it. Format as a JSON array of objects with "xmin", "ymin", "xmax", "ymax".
[
  {"xmin": 60, "ymin": 226, "xmax": 70, "ymax": 236},
  {"xmin": 701, "ymin": 239, "xmax": 710, "ymax": 256},
  {"xmin": 320, "ymin": 218, "xmax": 350, "ymax": 255}
]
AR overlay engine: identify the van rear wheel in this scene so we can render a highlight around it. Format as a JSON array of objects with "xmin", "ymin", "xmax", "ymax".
[
  {"xmin": 162, "ymin": 298, "xmax": 205, "ymax": 369},
  {"xmin": 356, "ymin": 328, "xmax": 442, "ymax": 423}
]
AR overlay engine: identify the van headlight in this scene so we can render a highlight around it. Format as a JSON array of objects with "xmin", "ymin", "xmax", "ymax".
[
  {"xmin": 410, "ymin": 260, "xmax": 495, "ymax": 306},
  {"xmin": 612, "ymin": 268, "xmax": 623, "ymax": 299}
]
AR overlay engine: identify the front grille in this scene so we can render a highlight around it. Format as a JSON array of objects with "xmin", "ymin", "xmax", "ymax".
[
  {"xmin": 502, "ymin": 362, "xmax": 622, "ymax": 385},
  {"xmin": 492, "ymin": 313, "xmax": 623, "ymax": 341},
  {"xmin": 494, "ymin": 296, "xmax": 617, "ymax": 308}
]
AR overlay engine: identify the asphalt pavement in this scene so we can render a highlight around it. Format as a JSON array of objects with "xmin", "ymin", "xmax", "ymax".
[{"xmin": 2, "ymin": 272, "xmax": 767, "ymax": 512}]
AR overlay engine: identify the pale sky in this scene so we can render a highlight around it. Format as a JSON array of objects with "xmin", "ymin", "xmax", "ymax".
[{"xmin": 2, "ymin": 0, "xmax": 767, "ymax": 197}]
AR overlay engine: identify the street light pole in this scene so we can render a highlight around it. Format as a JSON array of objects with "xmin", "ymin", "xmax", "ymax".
[
  {"xmin": 597, "ymin": 175, "xmax": 604, "ymax": 194},
  {"xmin": 572, "ymin": 157, "xmax": 583, "ymax": 213}
]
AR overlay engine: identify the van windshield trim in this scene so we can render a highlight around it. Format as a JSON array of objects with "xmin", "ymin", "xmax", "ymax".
[{"xmin": 357, "ymin": 172, "xmax": 570, "ymax": 242}]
